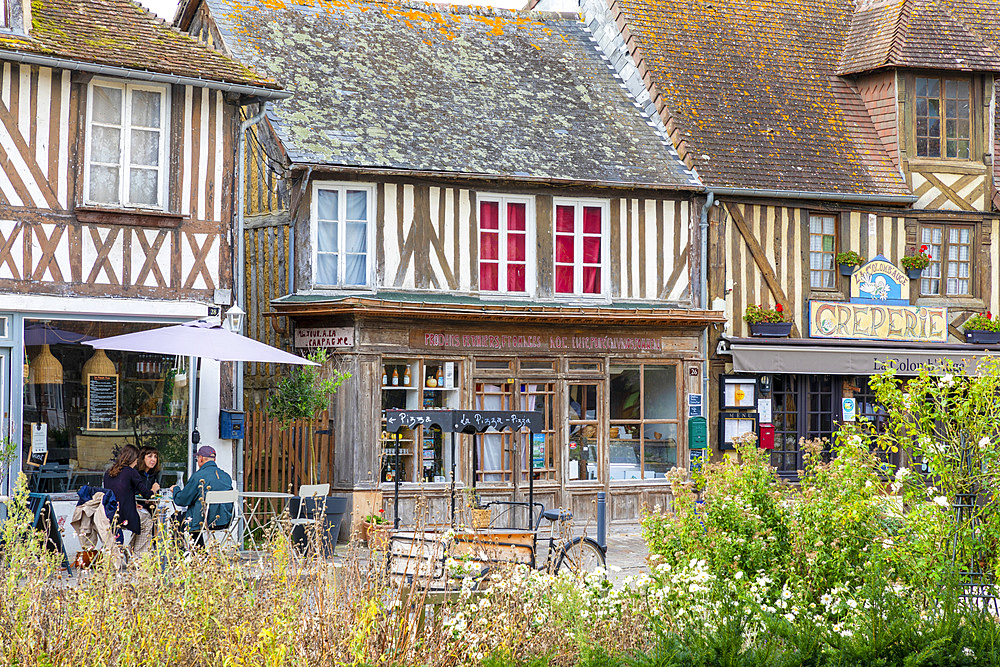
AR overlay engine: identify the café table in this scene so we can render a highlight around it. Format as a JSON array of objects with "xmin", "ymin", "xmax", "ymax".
[{"xmin": 240, "ymin": 491, "xmax": 295, "ymax": 549}]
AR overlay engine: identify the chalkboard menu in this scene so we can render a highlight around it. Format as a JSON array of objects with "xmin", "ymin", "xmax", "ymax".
[{"xmin": 87, "ymin": 374, "xmax": 119, "ymax": 431}]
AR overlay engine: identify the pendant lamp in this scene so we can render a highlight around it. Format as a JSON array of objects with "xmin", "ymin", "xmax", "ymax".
[
  {"xmin": 28, "ymin": 344, "xmax": 63, "ymax": 385},
  {"xmin": 81, "ymin": 348, "xmax": 116, "ymax": 382}
]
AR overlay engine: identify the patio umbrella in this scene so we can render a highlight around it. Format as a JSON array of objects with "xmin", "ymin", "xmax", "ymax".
[
  {"xmin": 86, "ymin": 319, "xmax": 317, "ymax": 445},
  {"xmin": 24, "ymin": 323, "xmax": 95, "ymax": 346}
]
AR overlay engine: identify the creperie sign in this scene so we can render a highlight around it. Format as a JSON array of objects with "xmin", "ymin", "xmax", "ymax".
[{"xmin": 294, "ymin": 327, "xmax": 354, "ymax": 349}]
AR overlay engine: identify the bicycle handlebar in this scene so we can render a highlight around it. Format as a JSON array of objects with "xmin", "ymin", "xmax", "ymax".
[{"xmin": 480, "ymin": 500, "xmax": 547, "ymax": 530}]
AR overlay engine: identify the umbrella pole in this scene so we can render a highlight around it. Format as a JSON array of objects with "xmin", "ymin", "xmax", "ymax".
[{"xmin": 191, "ymin": 357, "xmax": 202, "ymax": 446}]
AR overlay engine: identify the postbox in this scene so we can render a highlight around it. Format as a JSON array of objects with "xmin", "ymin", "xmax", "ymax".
[
  {"xmin": 688, "ymin": 416, "xmax": 708, "ymax": 449},
  {"xmin": 220, "ymin": 409, "xmax": 245, "ymax": 440},
  {"xmin": 758, "ymin": 423, "xmax": 775, "ymax": 450}
]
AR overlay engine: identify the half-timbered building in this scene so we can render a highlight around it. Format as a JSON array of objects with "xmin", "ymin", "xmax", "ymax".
[
  {"xmin": 585, "ymin": 0, "xmax": 1000, "ymax": 473},
  {"xmin": 0, "ymin": 0, "xmax": 284, "ymax": 498},
  {"xmin": 175, "ymin": 0, "xmax": 722, "ymax": 529}
]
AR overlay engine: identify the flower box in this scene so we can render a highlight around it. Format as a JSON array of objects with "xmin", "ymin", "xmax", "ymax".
[
  {"xmin": 906, "ymin": 268, "xmax": 923, "ymax": 280},
  {"xmin": 965, "ymin": 330, "xmax": 1000, "ymax": 345},
  {"xmin": 749, "ymin": 322, "xmax": 793, "ymax": 337},
  {"xmin": 839, "ymin": 264, "xmax": 856, "ymax": 276}
]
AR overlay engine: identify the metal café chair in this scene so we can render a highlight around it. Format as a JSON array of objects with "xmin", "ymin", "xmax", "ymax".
[{"xmin": 194, "ymin": 489, "xmax": 239, "ymax": 551}]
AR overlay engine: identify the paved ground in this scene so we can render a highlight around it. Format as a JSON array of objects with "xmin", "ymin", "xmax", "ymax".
[{"xmin": 604, "ymin": 532, "xmax": 649, "ymax": 585}]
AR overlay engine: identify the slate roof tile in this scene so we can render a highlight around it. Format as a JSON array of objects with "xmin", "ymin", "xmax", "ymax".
[
  {"xmin": 616, "ymin": 0, "xmax": 911, "ymax": 196},
  {"xmin": 0, "ymin": 0, "xmax": 277, "ymax": 90},
  {"xmin": 204, "ymin": 0, "xmax": 697, "ymax": 188}
]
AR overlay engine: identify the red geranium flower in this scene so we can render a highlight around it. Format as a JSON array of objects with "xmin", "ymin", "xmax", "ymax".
[
  {"xmin": 775, "ymin": 303, "xmax": 784, "ymax": 312},
  {"xmin": 987, "ymin": 311, "xmax": 993, "ymax": 320},
  {"xmin": 920, "ymin": 244, "xmax": 929, "ymax": 253}
]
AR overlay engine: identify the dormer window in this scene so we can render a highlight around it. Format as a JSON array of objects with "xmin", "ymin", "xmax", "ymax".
[{"xmin": 915, "ymin": 76, "xmax": 971, "ymax": 159}]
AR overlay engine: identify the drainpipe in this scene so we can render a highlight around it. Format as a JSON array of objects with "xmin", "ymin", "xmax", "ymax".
[
  {"xmin": 235, "ymin": 102, "xmax": 268, "ymax": 491},
  {"xmin": 700, "ymin": 191, "xmax": 715, "ymax": 447}
]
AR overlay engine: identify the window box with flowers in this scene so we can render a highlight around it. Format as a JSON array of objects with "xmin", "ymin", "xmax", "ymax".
[
  {"xmin": 744, "ymin": 304, "xmax": 792, "ymax": 337},
  {"xmin": 901, "ymin": 245, "xmax": 931, "ymax": 280},
  {"xmin": 962, "ymin": 312, "xmax": 1000, "ymax": 345},
  {"xmin": 835, "ymin": 251, "xmax": 863, "ymax": 276}
]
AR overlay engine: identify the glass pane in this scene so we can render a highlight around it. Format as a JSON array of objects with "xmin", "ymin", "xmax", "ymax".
[
  {"xmin": 556, "ymin": 205, "xmax": 574, "ymax": 232},
  {"xmin": 568, "ymin": 428, "xmax": 598, "ymax": 481},
  {"xmin": 480, "ymin": 231, "xmax": 498, "ymax": 261},
  {"xmin": 346, "ymin": 190, "xmax": 367, "ymax": 220},
  {"xmin": 643, "ymin": 424, "xmax": 678, "ymax": 479},
  {"xmin": 583, "ymin": 206, "xmax": 602, "ymax": 234},
  {"xmin": 643, "ymin": 366, "xmax": 677, "ymax": 419},
  {"xmin": 610, "ymin": 366, "xmax": 640, "ymax": 420},
  {"xmin": 317, "ymin": 219, "xmax": 338, "ymax": 253},
  {"xmin": 569, "ymin": 384, "xmax": 598, "ymax": 420},
  {"xmin": 822, "ymin": 236, "xmax": 834, "ymax": 252},
  {"xmin": 316, "ymin": 253, "xmax": 338, "ymax": 285},
  {"xmin": 345, "ymin": 221, "xmax": 366, "ymax": 253},
  {"xmin": 88, "ymin": 165, "xmax": 119, "ymax": 204},
  {"xmin": 583, "ymin": 236, "xmax": 600, "ymax": 263},
  {"xmin": 555, "ymin": 266, "xmax": 573, "ymax": 293},
  {"xmin": 317, "ymin": 189, "xmax": 338, "ymax": 220},
  {"xmin": 131, "ymin": 90, "xmax": 161, "ymax": 128},
  {"xmin": 609, "ymin": 438, "xmax": 641, "ymax": 480},
  {"xmin": 344, "ymin": 254, "xmax": 366, "ymax": 285},
  {"xmin": 508, "ymin": 231, "xmax": 525, "ymax": 262},
  {"xmin": 507, "ymin": 263, "xmax": 525, "ymax": 292},
  {"xmin": 555, "ymin": 234, "xmax": 573, "ymax": 263},
  {"xmin": 480, "ymin": 263, "xmax": 498, "ymax": 291},
  {"xmin": 507, "ymin": 202, "xmax": 526, "ymax": 231},
  {"xmin": 583, "ymin": 267, "xmax": 600, "ymax": 293},
  {"xmin": 480, "ymin": 201, "xmax": 499, "ymax": 230},
  {"xmin": 92, "ymin": 85, "xmax": 122, "ymax": 125},
  {"xmin": 130, "ymin": 129, "xmax": 160, "ymax": 167},
  {"xmin": 128, "ymin": 168, "xmax": 158, "ymax": 206},
  {"xmin": 90, "ymin": 126, "xmax": 121, "ymax": 164}
]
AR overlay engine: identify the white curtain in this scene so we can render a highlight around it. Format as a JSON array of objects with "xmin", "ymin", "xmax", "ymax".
[{"xmin": 476, "ymin": 386, "xmax": 503, "ymax": 482}]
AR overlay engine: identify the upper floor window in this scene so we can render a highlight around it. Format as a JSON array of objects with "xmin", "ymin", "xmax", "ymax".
[
  {"xmin": 808, "ymin": 213, "xmax": 837, "ymax": 289},
  {"xmin": 915, "ymin": 77, "xmax": 971, "ymax": 159},
  {"xmin": 478, "ymin": 195, "xmax": 533, "ymax": 295},
  {"xmin": 920, "ymin": 224, "xmax": 972, "ymax": 296},
  {"xmin": 85, "ymin": 81, "xmax": 168, "ymax": 209},
  {"xmin": 312, "ymin": 182, "xmax": 374, "ymax": 287},
  {"xmin": 0, "ymin": 1, "xmax": 8, "ymax": 29},
  {"xmin": 554, "ymin": 199, "xmax": 608, "ymax": 297}
]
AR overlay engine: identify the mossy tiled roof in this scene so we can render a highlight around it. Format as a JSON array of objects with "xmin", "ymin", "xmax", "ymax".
[
  {"xmin": 0, "ymin": 0, "xmax": 277, "ymax": 90},
  {"xmin": 204, "ymin": 0, "xmax": 699, "ymax": 188},
  {"xmin": 839, "ymin": 0, "xmax": 1000, "ymax": 75},
  {"xmin": 616, "ymin": 0, "xmax": 911, "ymax": 196}
]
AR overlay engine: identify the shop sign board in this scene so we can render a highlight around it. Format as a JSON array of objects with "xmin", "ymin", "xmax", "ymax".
[
  {"xmin": 850, "ymin": 255, "xmax": 910, "ymax": 305},
  {"xmin": 294, "ymin": 327, "xmax": 354, "ymax": 349},
  {"xmin": 808, "ymin": 301, "xmax": 948, "ymax": 343},
  {"xmin": 415, "ymin": 331, "xmax": 662, "ymax": 352}
]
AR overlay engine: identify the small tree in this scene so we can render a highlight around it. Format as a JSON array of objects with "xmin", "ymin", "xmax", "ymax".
[{"xmin": 266, "ymin": 348, "xmax": 350, "ymax": 485}]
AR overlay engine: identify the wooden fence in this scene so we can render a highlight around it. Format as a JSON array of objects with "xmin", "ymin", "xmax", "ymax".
[{"xmin": 243, "ymin": 409, "xmax": 335, "ymax": 492}]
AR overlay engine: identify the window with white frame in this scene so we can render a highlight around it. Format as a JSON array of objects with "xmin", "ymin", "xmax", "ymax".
[
  {"xmin": 478, "ymin": 195, "xmax": 533, "ymax": 294},
  {"xmin": 0, "ymin": 1, "xmax": 8, "ymax": 29},
  {"xmin": 554, "ymin": 199, "xmax": 608, "ymax": 297},
  {"xmin": 85, "ymin": 81, "xmax": 168, "ymax": 208},
  {"xmin": 313, "ymin": 182, "xmax": 374, "ymax": 287}
]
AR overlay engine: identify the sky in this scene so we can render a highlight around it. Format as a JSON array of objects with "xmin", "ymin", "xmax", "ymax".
[{"xmin": 136, "ymin": 0, "xmax": 526, "ymax": 20}]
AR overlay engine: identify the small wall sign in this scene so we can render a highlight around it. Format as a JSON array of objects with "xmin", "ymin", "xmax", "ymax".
[
  {"xmin": 842, "ymin": 397, "xmax": 857, "ymax": 422},
  {"xmin": 294, "ymin": 327, "xmax": 354, "ymax": 349}
]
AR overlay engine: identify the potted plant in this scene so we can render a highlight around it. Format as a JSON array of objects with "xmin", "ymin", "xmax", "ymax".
[
  {"xmin": 962, "ymin": 312, "xmax": 1000, "ymax": 345},
  {"xmin": 744, "ymin": 303, "xmax": 792, "ymax": 337},
  {"xmin": 362, "ymin": 508, "xmax": 391, "ymax": 549},
  {"xmin": 835, "ymin": 251, "xmax": 863, "ymax": 276},
  {"xmin": 900, "ymin": 245, "xmax": 931, "ymax": 280}
]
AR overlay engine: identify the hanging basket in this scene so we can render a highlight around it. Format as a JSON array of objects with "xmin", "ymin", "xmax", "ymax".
[
  {"xmin": 906, "ymin": 267, "xmax": 923, "ymax": 280},
  {"xmin": 839, "ymin": 263, "xmax": 857, "ymax": 276}
]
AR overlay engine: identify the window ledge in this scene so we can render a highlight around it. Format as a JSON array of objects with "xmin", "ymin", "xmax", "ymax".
[
  {"xmin": 906, "ymin": 158, "xmax": 987, "ymax": 174},
  {"xmin": 915, "ymin": 296, "xmax": 984, "ymax": 309},
  {"xmin": 76, "ymin": 207, "xmax": 186, "ymax": 228}
]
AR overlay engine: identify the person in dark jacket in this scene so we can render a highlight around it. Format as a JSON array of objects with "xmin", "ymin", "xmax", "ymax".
[
  {"xmin": 170, "ymin": 445, "xmax": 233, "ymax": 535},
  {"xmin": 136, "ymin": 446, "xmax": 161, "ymax": 513},
  {"xmin": 102, "ymin": 444, "xmax": 155, "ymax": 555}
]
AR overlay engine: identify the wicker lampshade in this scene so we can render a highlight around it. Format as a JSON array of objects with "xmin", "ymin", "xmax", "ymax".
[
  {"xmin": 28, "ymin": 344, "xmax": 64, "ymax": 385},
  {"xmin": 82, "ymin": 348, "xmax": 116, "ymax": 382}
]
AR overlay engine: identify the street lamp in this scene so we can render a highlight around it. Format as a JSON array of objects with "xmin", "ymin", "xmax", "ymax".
[{"xmin": 225, "ymin": 305, "xmax": 245, "ymax": 333}]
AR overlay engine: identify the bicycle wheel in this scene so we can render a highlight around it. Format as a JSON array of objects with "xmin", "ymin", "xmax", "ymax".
[{"xmin": 554, "ymin": 537, "xmax": 606, "ymax": 577}]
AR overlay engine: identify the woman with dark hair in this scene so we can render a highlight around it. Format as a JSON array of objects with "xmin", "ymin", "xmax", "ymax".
[
  {"xmin": 136, "ymin": 446, "xmax": 162, "ymax": 511},
  {"xmin": 102, "ymin": 444, "xmax": 155, "ymax": 557}
]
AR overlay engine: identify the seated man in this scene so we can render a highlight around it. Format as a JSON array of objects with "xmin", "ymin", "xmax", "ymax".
[{"xmin": 170, "ymin": 446, "xmax": 233, "ymax": 537}]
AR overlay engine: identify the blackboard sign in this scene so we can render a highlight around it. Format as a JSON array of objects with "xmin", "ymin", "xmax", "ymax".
[
  {"xmin": 453, "ymin": 410, "xmax": 544, "ymax": 434},
  {"xmin": 87, "ymin": 374, "xmax": 119, "ymax": 431},
  {"xmin": 384, "ymin": 409, "xmax": 453, "ymax": 434},
  {"xmin": 27, "ymin": 493, "xmax": 71, "ymax": 573}
]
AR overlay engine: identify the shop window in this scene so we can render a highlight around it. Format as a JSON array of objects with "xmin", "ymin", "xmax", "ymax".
[
  {"xmin": 21, "ymin": 319, "xmax": 190, "ymax": 488},
  {"xmin": 915, "ymin": 76, "xmax": 971, "ymax": 159},
  {"xmin": 851, "ymin": 376, "xmax": 900, "ymax": 472},
  {"xmin": 920, "ymin": 224, "xmax": 972, "ymax": 296},
  {"xmin": 478, "ymin": 195, "xmax": 532, "ymax": 295},
  {"xmin": 567, "ymin": 383, "xmax": 600, "ymax": 481},
  {"xmin": 312, "ymin": 182, "xmax": 375, "ymax": 287},
  {"xmin": 809, "ymin": 214, "xmax": 837, "ymax": 289},
  {"xmin": 85, "ymin": 80, "xmax": 168, "ymax": 208},
  {"xmin": 380, "ymin": 358, "xmax": 460, "ymax": 483},
  {"xmin": 609, "ymin": 364, "xmax": 679, "ymax": 480},
  {"xmin": 473, "ymin": 381, "xmax": 516, "ymax": 482},
  {"xmin": 554, "ymin": 199, "xmax": 608, "ymax": 297},
  {"xmin": 519, "ymin": 383, "xmax": 555, "ymax": 482}
]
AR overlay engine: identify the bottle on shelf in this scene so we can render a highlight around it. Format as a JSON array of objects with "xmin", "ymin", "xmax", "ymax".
[
  {"xmin": 382, "ymin": 367, "xmax": 388, "ymax": 386},
  {"xmin": 403, "ymin": 365, "xmax": 411, "ymax": 386},
  {"xmin": 436, "ymin": 366, "xmax": 444, "ymax": 385},
  {"xmin": 392, "ymin": 368, "xmax": 399, "ymax": 386}
]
